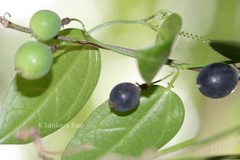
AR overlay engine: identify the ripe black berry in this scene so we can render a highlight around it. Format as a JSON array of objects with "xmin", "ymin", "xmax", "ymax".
[
  {"xmin": 109, "ymin": 82, "xmax": 140, "ymax": 112},
  {"xmin": 196, "ymin": 63, "xmax": 239, "ymax": 98}
]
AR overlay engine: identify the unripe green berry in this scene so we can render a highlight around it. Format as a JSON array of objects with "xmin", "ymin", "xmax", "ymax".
[
  {"xmin": 14, "ymin": 41, "xmax": 53, "ymax": 80},
  {"xmin": 30, "ymin": 10, "xmax": 61, "ymax": 41}
]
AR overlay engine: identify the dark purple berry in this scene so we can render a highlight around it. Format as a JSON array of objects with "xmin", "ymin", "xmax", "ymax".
[
  {"xmin": 109, "ymin": 82, "xmax": 140, "ymax": 112},
  {"xmin": 196, "ymin": 63, "xmax": 239, "ymax": 98}
]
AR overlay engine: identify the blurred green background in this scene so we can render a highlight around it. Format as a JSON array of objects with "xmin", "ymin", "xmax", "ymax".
[{"xmin": 1, "ymin": 0, "xmax": 240, "ymax": 159}]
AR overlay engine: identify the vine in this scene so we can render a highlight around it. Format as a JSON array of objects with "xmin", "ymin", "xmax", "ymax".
[{"xmin": 0, "ymin": 8, "xmax": 240, "ymax": 160}]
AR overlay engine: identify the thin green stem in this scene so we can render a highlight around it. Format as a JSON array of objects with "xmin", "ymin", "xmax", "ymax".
[
  {"xmin": 151, "ymin": 72, "xmax": 175, "ymax": 84},
  {"xmin": 88, "ymin": 19, "xmax": 144, "ymax": 34},
  {"xmin": 55, "ymin": 33, "xmax": 138, "ymax": 58},
  {"xmin": 166, "ymin": 69, "xmax": 183, "ymax": 91},
  {"xmin": 68, "ymin": 18, "xmax": 86, "ymax": 31},
  {"xmin": 85, "ymin": 33, "xmax": 137, "ymax": 57},
  {"xmin": 88, "ymin": 9, "xmax": 174, "ymax": 34},
  {"xmin": 166, "ymin": 59, "xmax": 239, "ymax": 72},
  {"xmin": 180, "ymin": 60, "xmax": 237, "ymax": 70}
]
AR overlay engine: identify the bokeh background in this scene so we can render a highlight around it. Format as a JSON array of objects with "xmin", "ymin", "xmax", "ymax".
[{"xmin": 0, "ymin": 0, "xmax": 240, "ymax": 159}]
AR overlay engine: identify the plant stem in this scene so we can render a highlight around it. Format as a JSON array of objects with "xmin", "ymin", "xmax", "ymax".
[
  {"xmin": 88, "ymin": 19, "xmax": 144, "ymax": 34},
  {"xmin": 166, "ymin": 69, "xmax": 183, "ymax": 91},
  {"xmin": 0, "ymin": 18, "xmax": 31, "ymax": 33},
  {"xmin": 151, "ymin": 72, "xmax": 176, "ymax": 84},
  {"xmin": 85, "ymin": 34, "xmax": 137, "ymax": 57},
  {"xmin": 180, "ymin": 60, "xmax": 237, "ymax": 71},
  {"xmin": 88, "ymin": 9, "xmax": 174, "ymax": 34},
  {"xmin": 66, "ymin": 18, "xmax": 86, "ymax": 31}
]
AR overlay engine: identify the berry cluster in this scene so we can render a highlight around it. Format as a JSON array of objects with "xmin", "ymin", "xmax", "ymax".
[
  {"xmin": 109, "ymin": 63, "xmax": 239, "ymax": 113},
  {"xmin": 14, "ymin": 10, "xmax": 61, "ymax": 80}
]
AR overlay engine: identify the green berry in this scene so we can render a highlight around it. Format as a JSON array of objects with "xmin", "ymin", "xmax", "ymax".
[
  {"xmin": 30, "ymin": 10, "xmax": 61, "ymax": 41},
  {"xmin": 14, "ymin": 41, "xmax": 53, "ymax": 80}
]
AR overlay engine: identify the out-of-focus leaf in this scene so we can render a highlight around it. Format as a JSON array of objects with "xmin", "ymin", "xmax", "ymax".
[
  {"xmin": 156, "ymin": 13, "xmax": 182, "ymax": 43},
  {"xmin": 62, "ymin": 85, "xmax": 185, "ymax": 160},
  {"xmin": 137, "ymin": 13, "xmax": 182, "ymax": 83},
  {"xmin": 209, "ymin": 40, "xmax": 240, "ymax": 62},
  {"xmin": 156, "ymin": 125, "xmax": 240, "ymax": 160},
  {"xmin": 0, "ymin": 28, "xmax": 101, "ymax": 144},
  {"xmin": 137, "ymin": 41, "xmax": 172, "ymax": 83}
]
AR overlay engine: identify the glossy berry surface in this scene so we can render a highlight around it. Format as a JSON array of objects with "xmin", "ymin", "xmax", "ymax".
[
  {"xmin": 109, "ymin": 82, "xmax": 140, "ymax": 112},
  {"xmin": 14, "ymin": 41, "xmax": 53, "ymax": 80},
  {"xmin": 30, "ymin": 10, "xmax": 61, "ymax": 41},
  {"xmin": 196, "ymin": 63, "xmax": 239, "ymax": 98}
]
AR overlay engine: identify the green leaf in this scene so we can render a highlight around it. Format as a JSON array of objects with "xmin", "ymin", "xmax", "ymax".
[
  {"xmin": 156, "ymin": 13, "xmax": 182, "ymax": 43},
  {"xmin": 62, "ymin": 85, "xmax": 185, "ymax": 160},
  {"xmin": 137, "ymin": 13, "xmax": 182, "ymax": 83},
  {"xmin": 137, "ymin": 41, "xmax": 172, "ymax": 83},
  {"xmin": 0, "ymin": 28, "xmax": 101, "ymax": 144},
  {"xmin": 209, "ymin": 40, "xmax": 240, "ymax": 62}
]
